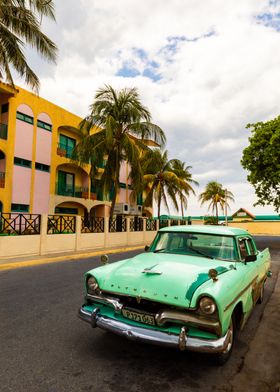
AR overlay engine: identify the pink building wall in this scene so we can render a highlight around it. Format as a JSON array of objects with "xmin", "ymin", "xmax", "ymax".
[
  {"xmin": 118, "ymin": 188, "xmax": 127, "ymax": 203},
  {"xmin": 14, "ymin": 104, "xmax": 34, "ymax": 161},
  {"xmin": 33, "ymin": 171, "xmax": 50, "ymax": 214},
  {"xmin": 119, "ymin": 162, "xmax": 127, "ymax": 183},
  {"xmin": 12, "ymin": 166, "xmax": 31, "ymax": 205},
  {"xmin": 35, "ymin": 113, "xmax": 52, "ymax": 165}
]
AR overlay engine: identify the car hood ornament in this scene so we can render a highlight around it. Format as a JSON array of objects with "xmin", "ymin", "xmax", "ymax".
[{"xmin": 142, "ymin": 264, "xmax": 162, "ymax": 275}]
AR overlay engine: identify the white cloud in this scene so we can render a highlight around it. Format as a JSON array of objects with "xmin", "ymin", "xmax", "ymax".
[{"xmin": 15, "ymin": 0, "xmax": 280, "ymax": 216}]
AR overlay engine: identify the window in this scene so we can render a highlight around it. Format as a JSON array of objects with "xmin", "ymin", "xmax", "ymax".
[
  {"xmin": 16, "ymin": 111, "xmax": 34, "ymax": 125},
  {"xmin": 14, "ymin": 157, "xmax": 32, "ymax": 168},
  {"xmin": 57, "ymin": 170, "xmax": 75, "ymax": 196},
  {"xmin": 91, "ymin": 180, "xmax": 103, "ymax": 200},
  {"xmin": 1, "ymin": 103, "xmax": 8, "ymax": 113},
  {"xmin": 246, "ymin": 238, "xmax": 256, "ymax": 255},
  {"xmin": 59, "ymin": 134, "xmax": 76, "ymax": 158},
  {"xmin": 35, "ymin": 162, "xmax": 50, "ymax": 172},
  {"xmin": 37, "ymin": 119, "xmax": 52, "ymax": 132},
  {"xmin": 150, "ymin": 232, "xmax": 236, "ymax": 260},
  {"xmin": 238, "ymin": 238, "xmax": 249, "ymax": 260},
  {"xmin": 55, "ymin": 207, "xmax": 78, "ymax": 215},
  {"xmin": 11, "ymin": 203, "xmax": 29, "ymax": 213},
  {"xmin": 137, "ymin": 193, "xmax": 143, "ymax": 205}
]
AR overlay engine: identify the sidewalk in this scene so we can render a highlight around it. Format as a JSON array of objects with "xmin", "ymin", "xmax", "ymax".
[
  {"xmin": 0, "ymin": 244, "xmax": 144, "ymax": 271},
  {"xmin": 230, "ymin": 270, "xmax": 280, "ymax": 392}
]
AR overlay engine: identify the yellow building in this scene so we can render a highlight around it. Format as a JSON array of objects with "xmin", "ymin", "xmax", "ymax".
[{"xmin": 0, "ymin": 82, "xmax": 145, "ymax": 218}]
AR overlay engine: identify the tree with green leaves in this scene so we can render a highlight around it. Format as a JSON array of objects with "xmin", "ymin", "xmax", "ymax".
[
  {"xmin": 73, "ymin": 85, "xmax": 166, "ymax": 217},
  {"xmin": 140, "ymin": 149, "xmax": 196, "ymax": 218},
  {"xmin": 170, "ymin": 160, "xmax": 198, "ymax": 219},
  {"xmin": 0, "ymin": 0, "xmax": 57, "ymax": 91},
  {"xmin": 199, "ymin": 181, "xmax": 234, "ymax": 223},
  {"xmin": 241, "ymin": 116, "xmax": 280, "ymax": 212}
]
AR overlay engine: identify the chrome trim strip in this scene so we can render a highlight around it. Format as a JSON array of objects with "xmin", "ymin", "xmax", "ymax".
[
  {"xmin": 86, "ymin": 293, "xmax": 123, "ymax": 312},
  {"xmin": 78, "ymin": 307, "xmax": 231, "ymax": 353},
  {"xmin": 155, "ymin": 309, "xmax": 221, "ymax": 336}
]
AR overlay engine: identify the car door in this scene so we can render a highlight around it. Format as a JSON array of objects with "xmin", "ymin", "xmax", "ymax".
[{"xmin": 236, "ymin": 236, "xmax": 260, "ymax": 312}]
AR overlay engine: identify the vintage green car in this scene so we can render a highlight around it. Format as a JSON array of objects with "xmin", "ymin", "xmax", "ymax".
[{"xmin": 78, "ymin": 225, "xmax": 271, "ymax": 363}]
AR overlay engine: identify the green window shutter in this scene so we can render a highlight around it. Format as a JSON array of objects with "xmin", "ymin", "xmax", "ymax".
[
  {"xmin": 16, "ymin": 112, "xmax": 34, "ymax": 124},
  {"xmin": 57, "ymin": 170, "xmax": 75, "ymax": 196},
  {"xmin": 14, "ymin": 157, "xmax": 32, "ymax": 168},
  {"xmin": 35, "ymin": 162, "xmax": 50, "ymax": 172},
  {"xmin": 59, "ymin": 134, "xmax": 76, "ymax": 158},
  {"xmin": 37, "ymin": 120, "xmax": 52, "ymax": 132},
  {"xmin": 11, "ymin": 203, "xmax": 29, "ymax": 212},
  {"xmin": 137, "ymin": 193, "xmax": 143, "ymax": 205},
  {"xmin": 55, "ymin": 207, "xmax": 78, "ymax": 214}
]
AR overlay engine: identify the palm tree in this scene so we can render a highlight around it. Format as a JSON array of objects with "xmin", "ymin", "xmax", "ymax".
[
  {"xmin": 199, "ymin": 181, "xmax": 234, "ymax": 223},
  {"xmin": 171, "ymin": 160, "xmax": 198, "ymax": 219},
  {"xmin": 140, "ymin": 150, "xmax": 196, "ymax": 218},
  {"xmin": 73, "ymin": 85, "xmax": 166, "ymax": 217},
  {"xmin": 0, "ymin": 0, "xmax": 57, "ymax": 91}
]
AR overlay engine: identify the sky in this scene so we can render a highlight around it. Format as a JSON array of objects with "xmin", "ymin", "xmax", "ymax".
[{"xmin": 15, "ymin": 0, "xmax": 280, "ymax": 216}]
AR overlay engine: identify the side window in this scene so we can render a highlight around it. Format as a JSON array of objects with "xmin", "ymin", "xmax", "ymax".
[
  {"xmin": 246, "ymin": 239, "xmax": 256, "ymax": 255},
  {"xmin": 238, "ymin": 238, "xmax": 249, "ymax": 260}
]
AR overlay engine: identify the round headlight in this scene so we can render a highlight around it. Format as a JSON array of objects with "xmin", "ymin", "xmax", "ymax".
[
  {"xmin": 87, "ymin": 276, "xmax": 100, "ymax": 294},
  {"xmin": 199, "ymin": 297, "xmax": 216, "ymax": 315}
]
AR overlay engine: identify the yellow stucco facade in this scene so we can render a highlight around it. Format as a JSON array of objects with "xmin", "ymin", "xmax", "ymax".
[{"xmin": 0, "ymin": 82, "xmax": 135, "ymax": 216}]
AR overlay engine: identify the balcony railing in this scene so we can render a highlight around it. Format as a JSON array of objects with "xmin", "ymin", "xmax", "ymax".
[
  {"xmin": 56, "ymin": 183, "xmax": 89, "ymax": 198},
  {"xmin": 0, "ymin": 123, "xmax": 8, "ymax": 140},
  {"xmin": 57, "ymin": 142, "xmax": 74, "ymax": 158},
  {"xmin": 0, "ymin": 172, "xmax": 5, "ymax": 188}
]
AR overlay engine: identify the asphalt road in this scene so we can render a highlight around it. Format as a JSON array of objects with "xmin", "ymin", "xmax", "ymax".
[{"xmin": 0, "ymin": 236, "xmax": 279, "ymax": 392}]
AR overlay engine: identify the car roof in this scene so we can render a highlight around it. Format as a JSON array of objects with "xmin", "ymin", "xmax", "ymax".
[{"xmin": 159, "ymin": 224, "xmax": 249, "ymax": 236}]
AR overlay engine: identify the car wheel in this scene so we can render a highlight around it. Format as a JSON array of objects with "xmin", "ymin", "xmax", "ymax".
[
  {"xmin": 214, "ymin": 318, "xmax": 235, "ymax": 365},
  {"xmin": 257, "ymin": 281, "xmax": 265, "ymax": 304}
]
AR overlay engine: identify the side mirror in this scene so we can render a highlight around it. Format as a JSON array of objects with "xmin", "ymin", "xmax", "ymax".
[
  {"xmin": 144, "ymin": 245, "xmax": 150, "ymax": 252},
  {"xmin": 101, "ymin": 254, "xmax": 109, "ymax": 264},
  {"xmin": 245, "ymin": 254, "xmax": 257, "ymax": 263}
]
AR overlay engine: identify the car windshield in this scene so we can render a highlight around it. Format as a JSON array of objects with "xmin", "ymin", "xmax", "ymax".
[{"xmin": 150, "ymin": 231, "xmax": 237, "ymax": 261}]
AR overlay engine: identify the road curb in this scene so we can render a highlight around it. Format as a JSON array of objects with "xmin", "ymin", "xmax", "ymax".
[{"xmin": 0, "ymin": 245, "xmax": 143, "ymax": 271}]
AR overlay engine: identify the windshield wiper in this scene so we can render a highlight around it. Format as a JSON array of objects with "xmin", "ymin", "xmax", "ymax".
[
  {"xmin": 153, "ymin": 248, "xmax": 166, "ymax": 253},
  {"xmin": 189, "ymin": 246, "xmax": 214, "ymax": 259}
]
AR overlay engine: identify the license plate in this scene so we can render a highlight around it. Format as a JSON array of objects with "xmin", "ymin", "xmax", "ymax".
[{"xmin": 122, "ymin": 308, "xmax": 155, "ymax": 326}]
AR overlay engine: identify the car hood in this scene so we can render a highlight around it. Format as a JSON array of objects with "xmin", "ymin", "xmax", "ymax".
[{"xmin": 89, "ymin": 253, "xmax": 233, "ymax": 308}]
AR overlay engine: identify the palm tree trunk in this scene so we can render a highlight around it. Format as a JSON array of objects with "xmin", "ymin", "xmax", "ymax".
[
  {"xmin": 110, "ymin": 158, "xmax": 120, "ymax": 219},
  {"xmin": 215, "ymin": 203, "xmax": 218, "ymax": 224},
  {"xmin": 181, "ymin": 197, "xmax": 184, "ymax": 220},
  {"xmin": 110, "ymin": 183, "xmax": 118, "ymax": 219},
  {"xmin": 157, "ymin": 189, "xmax": 161, "ymax": 218}
]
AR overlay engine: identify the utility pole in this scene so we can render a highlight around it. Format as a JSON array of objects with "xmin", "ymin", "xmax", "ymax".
[{"xmin": 225, "ymin": 188, "xmax": 228, "ymax": 226}]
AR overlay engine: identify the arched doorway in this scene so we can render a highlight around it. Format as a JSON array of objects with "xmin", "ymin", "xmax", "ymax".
[
  {"xmin": 54, "ymin": 201, "xmax": 87, "ymax": 216},
  {"xmin": 90, "ymin": 204, "xmax": 108, "ymax": 218}
]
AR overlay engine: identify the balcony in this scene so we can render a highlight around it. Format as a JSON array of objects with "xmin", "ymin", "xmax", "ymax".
[
  {"xmin": 56, "ymin": 183, "xmax": 90, "ymax": 198},
  {"xmin": 0, "ymin": 172, "xmax": 5, "ymax": 188},
  {"xmin": 57, "ymin": 142, "xmax": 74, "ymax": 158},
  {"xmin": 0, "ymin": 124, "xmax": 7, "ymax": 140}
]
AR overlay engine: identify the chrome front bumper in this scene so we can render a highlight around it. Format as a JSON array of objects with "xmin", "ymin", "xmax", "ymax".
[{"xmin": 78, "ymin": 307, "xmax": 231, "ymax": 353}]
